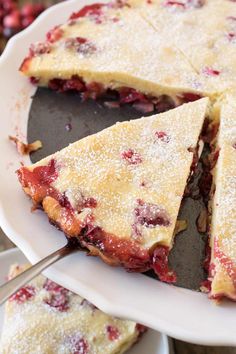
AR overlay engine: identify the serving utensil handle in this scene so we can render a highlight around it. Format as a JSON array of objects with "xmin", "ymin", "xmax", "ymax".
[{"xmin": 0, "ymin": 244, "xmax": 77, "ymax": 306}]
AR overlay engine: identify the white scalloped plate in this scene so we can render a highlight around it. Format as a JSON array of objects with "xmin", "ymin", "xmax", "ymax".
[{"xmin": 0, "ymin": 0, "xmax": 235, "ymax": 346}]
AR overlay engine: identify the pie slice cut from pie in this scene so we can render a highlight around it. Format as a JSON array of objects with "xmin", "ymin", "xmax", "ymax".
[
  {"xmin": 0, "ymin": 264, "xmax": 143, "ymax": 353},
  {"xmin": 129, "ymin": 0, "xmax": 236, "ymax": 95},
  {"xmin": 19, "ymin": 1, "xmax": 205, "ymax": 109},
  {"xmin": 208, "ymin": 92, "xmax": 236, "ymax": 301},
  {"xmin": 17, "ymin": 98, "xmax": 209, "ymax": 282}
]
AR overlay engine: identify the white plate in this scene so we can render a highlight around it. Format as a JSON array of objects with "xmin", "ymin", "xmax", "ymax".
[
  {"xmin": 0, "ymin": 248, "xmax": 169, "ymax": 354},
  {"xmin": 0, "ymin": 0, "xmax": 235, "ymax": 346}
]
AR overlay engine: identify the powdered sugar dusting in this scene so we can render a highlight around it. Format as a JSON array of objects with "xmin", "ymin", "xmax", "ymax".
[
  {"xmin": 31, "ymin": 99, "xmax": 208, "ymax": 250},
  {"xmin": 23, "ymin": 3, "xmax": 204, "ymax": 96},
  {"xmin": 210, "ymin": 92, "xmax": 236, "ymax": 297},
  {"xmin": 0, "ymin": 265, "xmax": 138, "ymax": 353}
]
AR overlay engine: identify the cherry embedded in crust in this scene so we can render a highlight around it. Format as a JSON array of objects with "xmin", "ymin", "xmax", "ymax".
[
  {"xmin": 69, "ymin": 3, "xmax": 106, "ymax": 22},
  {"xmin": 17, "ymin": 159, "xmax": 59, "ymax": 203},
  {"xmin": 65, "ymin": 37, "xmax": 97, "ymax": 56},
  {"xmin": 48, "ymin": 76, "xmax": 85, "ymax": 92},
  {"xmin": 233, "ymin": 142, "xmax": 236, "ymax": 149},
  {"xmin": 67, "ymin": 334, "xmax": 89, "ymax": 354},
  {"xmin": 121, "ymin": 149, "xmax": 142, "ymax": 165},
  {"xmin": 29, "ymin": 42, "xmax": 51, "ymax": 56},
  {"xmin": 155, "ymin": 131, "xmax": 170, "ymax": 143},
  {"xmin": 152, "ymin": 246, "xmax": 177, "ymax": 283},
  {"xmin": 202, "ymin": 67, "xmax": 221, "ymax": 77},
  {"xmin": 134, "ymin": 199, "xmax": 171, "ymax": 227},
  {"xmin": 119, "ymin": 88, "xmax": 147, "ymax": 104},
  {"xmin": 82, "ymin": 197, "xmax": 97, "ymax": 208},
  {"xmin": 30, "ymin": 76, "xmax": 39, "ymax": 85},
  {"xmin": 227, "ymin": 32, "xmax": 236, "ymax": 41},
  {"xmin": 178, "ymin": 92, "xmax": 202, "ymax": 103},
  {"xmin": 9, "ymin": 285, "xmax": 36, "ymax": 304},
  {"xmin": 46, "ymin": 25, "xmax": 64, "ymax": 43},
  {"xmin": 44, "ymin": 292, "xmax": 69, "ymax": 312},
  {"xmin": 106, "ymin": 325, "xmax": 120, "ymax": 341}
]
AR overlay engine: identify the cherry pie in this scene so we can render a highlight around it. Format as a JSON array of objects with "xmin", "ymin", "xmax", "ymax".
[
  {"xmin": 17, "ymin": 0, "xmax": 236, "ymax": 301},
  {"xmin": 17, "ymin": 98, "xmax": 208, "ymax": 282},
  {"xmin": 0, "ymin": 264, "xmax": 142, "ymax": 353},
  {"xmin": 19, "ymin": 1, "xmax": 206, "ymax": 108}
]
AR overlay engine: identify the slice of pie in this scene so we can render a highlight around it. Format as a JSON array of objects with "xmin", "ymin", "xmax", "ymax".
[
  {"xmin": 19, "ymin": 1, "xmax": 205, "ymax": 109},
  {"xmin": 129, "ymin": 0, "xmax": 236, "ymax": 95},
  {"xmin": 17, "ymin": 98, "xmax": 209, "ymax": 282},
  {"xmin": 208, "ymin": 92, "xmax": 236, "ymax": 301},
  {"xmin": 0, "ymin": 264, "xmax": 143, "ymax": 353}
]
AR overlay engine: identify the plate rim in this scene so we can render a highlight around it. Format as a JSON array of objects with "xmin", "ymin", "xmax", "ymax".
[{"xmin": 0, "ymin": 0, "xmax": 235, "ymax": 346}]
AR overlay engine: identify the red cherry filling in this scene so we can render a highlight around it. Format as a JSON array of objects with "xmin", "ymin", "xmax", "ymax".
[
  {"xmin": 119, "ymin": 88, "xmax": 147, "ymax": 104},
  {"xmin": 121, "ymin": 149, "xmax": 142, "ymax": 164},
  {"xmin": 177, "ymin": 92, "xmax": 202, "ymax": 103},
  {"xmin": 29, "ymin": 41, "xmax": 51, "ymax": 56},
  {"xmin": 155, "ymin": 131, "xmax": 170, "ymax": 143},
  {"xmin": 81, "ymin": 197, "xmax": 97, "ymax": 208},
  {"xmin": 214, "ymin": 239, "xmax": 236, "ymax": 287},
  {"xmin": 106, "ymin": 325, "xmax": 120, "ymax": 341},
  {"xmin": 49, "ymin": 76, "xmax": 85, "ymax": 93},
  {"xmin": 65, "ymin": 37, "xmax": 96, "ymax": 55},
  {"xmin": 46, "ymin": 25, "xmax": 64, "ymax": 43},
  {"xmin": 152, "ymin": 246, "xmax": 177, "ymax": 283},
  {"xmin": 227, "ymin": 32, "xmax": 236, "ymax": 41},
  {"xmin": 9, "ymin": 285, "xmax": 36, "ymax": 304},
  {"xmin": 134, "ymin": 199, "xmax": 171, "ymax": 227},
  {"xmin": 136, "ymin": 324, "xmax": 147, "ymax": 335},
  {"xmin": 44, "ymin": 291, "xmax": 69, "ymax": 312},
  {"xmin": 70, "ymin": 3, "xmax": 106, "ymax": 24},
  {"xmin": 202, "ymin": 67, "xmax": 221, "ymax": 77},
  {"xmin": 233, "ymin": 142, "xmax": 236, "ymax": 149},
  {"xmin": 43, "ymin": 279, "xmax": 68, "ymax": 294},
  {"xmin": 67, "ymin": 334, "xmax": 89, "ymax": 354}
]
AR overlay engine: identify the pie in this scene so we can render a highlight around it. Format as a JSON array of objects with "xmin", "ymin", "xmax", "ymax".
[
  {"xmin": 129, "ymin": 0, "xmax": 236, "ymax": 95},
  {"xmin": 0, "ymin": 264, "xmax": 143, "ymax": 354},
  {"xmin": 17, "ymin": 98, "xmax": 208, "ymax": 282},
  {"xmin": 17, "ymin": 0, "xmax": 236, "ymax": 301},
  {"xmin": 207, "ymin": 92, "xmax": 236, "ymax": 301},
  {"xmin": 19, "ymin": 1, "xmax": 206, "ymax": 111}
]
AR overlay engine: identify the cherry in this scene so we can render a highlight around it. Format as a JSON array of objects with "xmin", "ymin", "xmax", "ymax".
[
  {"xmin": 134, "ymin": 199, "xmax": 171, "ymax": 227},
  {"xmin": 44, "ymin": 292, "xmax": 69, "ymax": 312},
  {"xmin": 152, "ymin": 246, "xmax": 177, "ymax": 283},
  {"xmin": 9, "ymin": 285, "xmax": 36, "ymax": 304},
  {"xmin": 121, "ymin": 149, "xmax": 142, "ymax": 164},
  {"xmin": 67, "ymin": 334, "xmax": 89, "ymax": 354},
  {"xmin": 106, "ymin": 325, "xmax": 120, "ymax": 340},
  {"xmin": 155, "ymin": 131, "xmax": 170, "ymax": 143}
]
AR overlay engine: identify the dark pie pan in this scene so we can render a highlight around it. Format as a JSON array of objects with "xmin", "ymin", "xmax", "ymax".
[{"xmin": 28, "ymin": 88, "xmax": 208, "ymax": 291}]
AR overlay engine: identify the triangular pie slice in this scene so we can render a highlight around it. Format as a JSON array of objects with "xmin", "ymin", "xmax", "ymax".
[
  {"xmin": 208, "ymin": 92, "xmax": 236, "ymax": 301},
  {"xmin": 20, "ymin": 2, "xmax": 205, "ymax": 108},
  {"xmin": 128, "ymin": 0, "xmax": 236, "ymax": 95},
  {"xmin": 0, "ymin": 264, "xmax": 142, "ymax": 353},
  {"xmin": 17, "ymin": 98, "xmax": 209, "ymax": 282}
]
